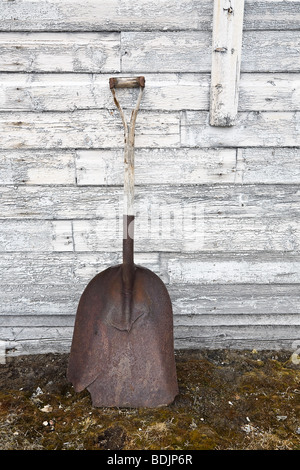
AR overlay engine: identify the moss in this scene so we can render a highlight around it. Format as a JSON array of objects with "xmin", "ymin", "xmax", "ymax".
[{"xmin": 0, "ymin": 349, "xmax": 299, "ymax": 450}]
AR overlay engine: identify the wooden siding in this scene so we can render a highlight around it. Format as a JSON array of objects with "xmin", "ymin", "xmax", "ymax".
[
  {"xmin": 0, "ymin": 31, "xmax": 299, "ymax": 73},
  {"xmin": 0, "ymin": 1, "xmax": 299, "ymax": 31},
  {"xmin": 1, "ymin": 73, "xmax": 299, "ymax": 112},
  {"xmin": 0, "ymin": 0, "xmax": 299, "ymax": 356}
]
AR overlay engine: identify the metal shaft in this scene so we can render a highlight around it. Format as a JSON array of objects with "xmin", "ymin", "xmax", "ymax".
[{"xmin": 122, "ymin": 215, "xmax": 134, "ymax": 327}]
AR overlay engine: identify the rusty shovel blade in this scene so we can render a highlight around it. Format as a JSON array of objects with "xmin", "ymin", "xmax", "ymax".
[{"xmin": 67, "ymin": 264, "xmax": 179, "ymax": 408}]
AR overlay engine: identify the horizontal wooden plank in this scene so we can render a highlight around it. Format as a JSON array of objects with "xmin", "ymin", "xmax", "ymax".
[
  {"xmin": 1, "ymin": 1, "xmax": 299, "ymax": 31},
  {"xmin": 243, "ymin": 1, "xmax": 300, "ymax": 31},
  {"xmin": 0, "ymin": 150, "xmax": 75, "ymax": 185},
  {"xmin": 166, "ymin": 253, "xmax": 300, "ymax": 285},
  {"xmin": 1, "ymin": 73, "xmax": 299, "ymax": 112},
  {"xmin": 1, "ymin": 252, "xmax": 298, "ymax": 287},
  {"xmin": 121, "ymin": 31, "xmax": 300, "ymax": 73},
  {"xmin": 73, "ymin": 217, "xmax": 206, "ymax": 253},
  {"xmin": 1, "ymin": 325, "xmax": 298, "ymax": 355},
  {"xmin": 1, "ymin": 147, "xmax": 299, "ymax": 186},
  {"xmin": 1, "ymin": 111, "xmax": 290, "ymax": 153},
  {"xmin": 174, "ymin": 326, "xmax": 300, "ymax": 350},
  {"xmin": 0, "ymin": 252, "xmax": 161, "ymax": 285},
  {"xmin": 0, "ymin": 220, "xmax": 73, "ymax": 252},
  {"xmin": 239, "ymin": 74, "xmax": 300, "ymax": 112},
  {"xmin": 1, "ymin": 284, "xmax": 298, "ymax": 317},
  {"xmin": 0, "ymin": 326, "xmax": 74, "ymax": 342},
  {"xmin": 0, "ymin": 30, "xmax": 298, "ymax": 74},
  {"xmin": 170, "ymin": 284, "xmax": 300, "ymax": 316},
  {"xmin": 181, "ymin": 111, "xmax": 300, "ymax": 147},
  {"xmin": 4, "ymin": 335, "xmax": 296, "ymax": 357},
  {"xmin": 174, "ymin": 314, "xmax": 300, "ymax": 327},
  {"xmin": 5, "ymin": 338, "xmax": 72, "ymax": 357},
  {"xmin": 175, "ymin": 325, "xmax": 300, "ymax": 341},
  {"xmin": 0, "ymin": 284, "xmax": 82, "ymax": 315},
  {"xmin": 1, "ymin": 185, "xmax": 298, "ymax": 220},
  {"xmin": 76, "ymin": 148, "xmax": 237, "ymax": 185},
  {"xmin": 0, "ymin": 32, "xmax": 120, "ymax": 73},
  {"xmin": 121, "ymin": 31, "xmax": 211, "ymax": 73},
  {"xmin": 77, "ymin": 148, "xmax": 300, "ymax": 186},
  {"xmin": 236, "ymin": 148, "xmax": 300, "ymax": 184},
  {"xmin": 0, "ymin": 315, "xmax": 74, "ymax": 327},
  {"xmin": 73, "ymin": 216, "xmax": 300, "ymax": 252},
  {"xmin": 0, "ymin": 110, "xmax": 180, "ymax": 149},
  {"xmin": 4, "ymin": 334, "xmax": 295, "ymax": 357},
  {"xmin": 241, "ymin": 30, "xmax": 300, "ymax": 73},
  {"xmin": 0, "ymin": 0, "xmax": 210, "ymax": 32},
  {"xmin": 0, "ymin": 73, "xmax": 210, "ymax": 112},
  {"xmin": 0, "ymin": 185, "xmax": 120, "ymax": 219},
  {"xmin": 0, "ymin": 73, "xmax": 99, "ymax": 112},
  {"xmin": 76, "ymin": 147, "xmax": 300, "ymax": 186},
  {"xmin": 2, "ymin": 313, "xmax": 299, "ymax": 328}
]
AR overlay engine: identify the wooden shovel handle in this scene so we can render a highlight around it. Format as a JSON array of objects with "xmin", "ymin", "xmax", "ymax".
[{"xmin": 109, "ymin": 76, "xmax": 145, "ymax": 89}]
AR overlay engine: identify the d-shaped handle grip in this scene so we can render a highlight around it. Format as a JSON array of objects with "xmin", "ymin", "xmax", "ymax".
[{"xmin": 109, "ymin": 76, "xmax": 145, "ymax": 89}]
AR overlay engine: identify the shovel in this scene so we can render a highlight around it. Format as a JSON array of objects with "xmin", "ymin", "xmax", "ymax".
[{"xmin": 67, "ymin": 76, "xmax": 178, "ymax": 407}]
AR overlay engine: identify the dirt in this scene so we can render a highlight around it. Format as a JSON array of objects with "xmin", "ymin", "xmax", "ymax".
[{"xmin": 0, "ymin": 349, "xmax": 299, "ymax": 450}]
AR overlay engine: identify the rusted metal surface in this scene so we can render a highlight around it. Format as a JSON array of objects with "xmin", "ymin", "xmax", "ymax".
[
  {"xmin": 67, "ymin": 264, "xmax": 178, "ymax": 407},
  {"xmin": 67, "ymin": 76, "xmax": 178, "ymax": 407}
]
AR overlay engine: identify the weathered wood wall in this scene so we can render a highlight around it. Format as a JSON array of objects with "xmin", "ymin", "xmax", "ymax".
[{"xmin": 0, "ymin": 0, "xmax": 299, "ymax": 356}]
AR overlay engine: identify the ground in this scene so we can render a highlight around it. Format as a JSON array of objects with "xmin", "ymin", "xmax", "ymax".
[{"xmin": 0, "ymin": 349, "xmax": 299, "ymax": 450}]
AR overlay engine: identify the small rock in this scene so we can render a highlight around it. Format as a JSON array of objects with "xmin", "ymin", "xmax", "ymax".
[
  {"xmin": 241, "ymin": 424, "xmax": 252, "ymax": 433},
  {"xmin": 42, "ymin": 421, "xmax": 48, "ymax": 426},
  {"xmin": 276, "ymin": 415, "xmax": 287, "ymax": 421},
  {"xmin": 40, "ymin": 404, "xmax": 53, "ymax": 413},
  {"xmin": 241, "ymin": 424, "xmax": 256, "ymax": 434},
  {"xmin": 296, "ymin": 427, "xmax": 300, "ymax": 435},
  {"xmin": 190, "ymin": 419, "xmax": 197, "ymax": 429},
  {"xmin": 31, "ymin": 387, "xmax": 43, "ymax": 400}
]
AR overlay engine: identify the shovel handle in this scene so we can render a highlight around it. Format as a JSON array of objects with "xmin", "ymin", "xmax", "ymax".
[
  {"xmin": 109, "ymin": 76, "xmax": 145, "ymax": 89},
  {"xmin": 109, "ymin": 76, "xmax": 144, "ymax": 221}
]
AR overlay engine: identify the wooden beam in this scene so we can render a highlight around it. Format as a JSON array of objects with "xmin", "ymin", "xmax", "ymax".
[{"xmin": 210, "ymin": 0, "xmax": 245, "ymax": 126}]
